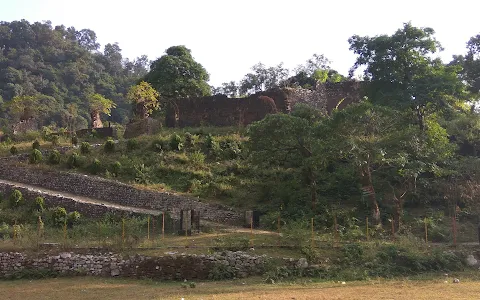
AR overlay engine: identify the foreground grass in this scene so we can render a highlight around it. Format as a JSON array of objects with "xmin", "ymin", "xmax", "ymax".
[{"xmin": 2, "ymin": 276, "xmax": 480, "ymax": 300}]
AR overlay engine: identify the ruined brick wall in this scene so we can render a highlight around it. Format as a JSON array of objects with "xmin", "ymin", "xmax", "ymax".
[
  {"xmin": 166, "ymin": 94, "xmax": 277, "ymax": 127},
  {"xmin": 164, "ymin": 81, "xmax": 363, "ymax": 128},
  {"xmin": 11, "ymin": 117, "xmax": 38, "ymax": 134},
  {"xmin": 123, "ymin": 118, "xmax": 161, "ymax": 139},
  {"xmin": 286, "ymin": 81, "xmax": 363, "ymax": 114}
]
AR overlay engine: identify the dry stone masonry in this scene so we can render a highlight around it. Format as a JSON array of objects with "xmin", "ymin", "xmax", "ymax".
[
  {"xmin": 0, "ymin": 160, "xmax": 242, "ymax": 224},
  {"xmin": 0, "ymin": 251, "xmax": 279, "ymax": 280}
]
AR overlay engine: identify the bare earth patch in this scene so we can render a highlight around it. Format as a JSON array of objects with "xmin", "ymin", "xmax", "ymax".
[{"xmin": 2, "ymin": 277, "xmax": 480, "ymax": 300}]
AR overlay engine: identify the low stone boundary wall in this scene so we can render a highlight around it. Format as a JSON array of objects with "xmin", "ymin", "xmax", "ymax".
[{"xmin": 0, "ymin": 251, "xmax": 280, "ymax": 280}]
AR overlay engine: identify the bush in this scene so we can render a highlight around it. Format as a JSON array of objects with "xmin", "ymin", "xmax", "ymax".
[
  {"xmin": 111, "ymin": 161, "xmax": 122, "ymax": 177},
  {"xmin": 134, "ymin": 164, "xmax": 152, "ymax": 184},
  {"xmin": 342, "ymin": 243, "xmax": 364, "ymax": 263},
  {"xmin": 29, "ymin": 149, "xmax": 43, "ymax": 164},
  {"xmin": 104, "ymin": 138, "xmax": 115, "ymax": 153},
  {"xmin": 89, "ymin": 158, "xmax": 102, "ymax": 174},
  {"xmin": 9, "ymin": 190, "xmax": 24, "ymax": 208},
  {"xmin": 34, "ymin": 196, "xmax": 45, "ymax": 212},
  {"xmin": 185, "ymin": 132, "xmax": 200, "ymax": 148},
  {"xmin": 126, "ymin": 139, "xmax": 139, "ymax": 151},
  {"xmin": 67, "ymin": 211, "xmax": 81, "ymax": 227},
  {"xmin": 71, "ymin": 135, "xmax": 78, "ymax": 146},
  {"xmin": 189, "ymin": 151, "xmax": 205, "ymax": 167},
  {"xmin": 32, "ymin": 140, "xmax": 40, "ymax": 150},
  {"xmin": 51, "ymin": 207, "xmax": 67, "ymax": 227},
  {"xmin": 169, "ymin": 133, "xmax": 184, "ymax": 151},
  {"xmin": 208, "ymin": 263, "xmax": 237, "ymax": 280},
  {"xmin": 48, "ymin": 150, "xmax": 61, "ymax": 164},
  {"xmin": 51, "ymin": 135, "xmax": 60, "ymax": 146},
  {"xmin": 66, "ymin": 152, "xmax": 82, "ymax": 168},
  {"xmin": 80, "ymin": 142, "xmax": 91, "ymax": 154},
  {"xmin": 9, "ymin": 146, "xmax": 17, "ymax": 155}
]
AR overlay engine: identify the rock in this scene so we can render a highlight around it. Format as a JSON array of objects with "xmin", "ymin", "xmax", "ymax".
[
  {"xmin": 466, "ymin": 255, "xmax": 478, "ymax": 267},
  {"xmin": 111, "ymin": 269, "xmax": 120, "ymax": 277},
  {"xmin": 296, "ymin": 258, "xmax": 308, "ymax": 269},
  {"xmin": 453, "ymin": 278, "xmax": 460, "ymax": 283}
]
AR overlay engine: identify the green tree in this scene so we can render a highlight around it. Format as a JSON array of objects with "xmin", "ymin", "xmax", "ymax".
[
  {"xmin": 126, "ymin": 81, "xmax": 160, "ymax": 119},
  {"xmin": 348, "ymin": 22, "xmax": 467, "ymax": 130},
  {"xmin": 247, "ymin": 108, "xmax": 328, "ymax": 213},
  {"xmin": 88, "ymin": 93, "xmax": 116, "ymax": 128},
  {"xmin": 143, "ymin": 45, "xmax": 211, "ymax": 99}
]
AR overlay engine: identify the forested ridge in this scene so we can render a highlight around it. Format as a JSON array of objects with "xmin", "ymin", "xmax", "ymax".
[{"xmin": 0, "ymin": 19, "xmax": 149, "ymax": 129}]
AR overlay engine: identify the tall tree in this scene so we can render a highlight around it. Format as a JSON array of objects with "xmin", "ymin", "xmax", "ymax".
[
  {"xmin": 88, "ymin": 93, "xmax": 115, "ymax": 128},
  {"xmin": 126, "ymin": 81, "xmax": 159, "ymax": 119},
  {"xmin": 349, "ymin": 22, "xmax": 466, "ymax": 130},
  {"xmin": 143, "ymin": 45, "xmax": 211, "ymax": 99}
]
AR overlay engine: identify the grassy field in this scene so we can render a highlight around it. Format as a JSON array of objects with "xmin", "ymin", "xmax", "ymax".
[{"xmin": 2, "ymin": 276, "xmax": 480, "ymax": 300}]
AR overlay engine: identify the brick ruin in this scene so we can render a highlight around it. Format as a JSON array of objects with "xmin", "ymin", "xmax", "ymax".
[{"xmin": 165, "ymin": 81, "xmax": 363, "ymax": 128}]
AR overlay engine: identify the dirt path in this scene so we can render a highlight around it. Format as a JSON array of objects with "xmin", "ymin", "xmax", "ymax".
[{"xmin": 0, "ymin": 178, "xmax": 163, "ymax": 216}]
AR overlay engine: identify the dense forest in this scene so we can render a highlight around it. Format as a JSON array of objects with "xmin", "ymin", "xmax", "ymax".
[{"xmin": 0, "ymin": 19, "xmax": 150, "ymax": 129}]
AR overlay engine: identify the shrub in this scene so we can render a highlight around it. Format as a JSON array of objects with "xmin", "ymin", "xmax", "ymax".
[
  {"xmin": 126, "ymin": 139, "xmax": 139, "ymax": 151},
  {"xmin": 189, "ymin": 151, "xmax": 205, "ymax": 167},
  {"xmin": 111, "ymin": 161, "xmax": 122, "ymax": 176},
  {"xmin": 32, "ymin": 140, "xmax": 40, "ymax": 150},
  {"xmin": 9, "ymin": 146, "xmax": 17, "ymax": 155},
  {"xmin": 342, "ymin": 243, "xmax": 364, "ymax": 263},
  {"xmin": 51, "ymin": 207, "xmax": 67, "ymax": 227},
  {"xmin": 185, "ymin": 132, "xmax": 200, "ymax": 148},
  {"xmin": 48, "ymin": 150, "xmax": 61, "ymax": 164},
  {"xmin": 169, "ymin": 133, "xmax": 184, "ymax": 151},
  {"xmin": 51, "ymin": 135, "xmax": 60, "ymax": 146},
  {"xmin": 89, "ymin": 158, "xmax": 102, "ymax": 174},
  {"xmin": 34, "ymin": 197, "xmax": 45, "ymax": 212},
  {"xmin": 29, "ymin": 149, "xmax": 43, "ymax": 164},
  {"xmin": 71, "ymin": 135, "xmax": 78, "ymax": 146},
  {"xmin": 205, "ymin": 134, "xmax": 221, "ymax": 157},
  {"xmin": 104, "ymin": 138, "xmax": 115, "ymax": 153},
  {"xmin": 0, "ymin": 223, "xmax": 10, "ymax": 239},
  {"xmin": 66, "ymin": 152, "xmax": 82, "ymax": 168},
  {"xmin": 80, "ymin": 142, "xmax": 91, "ymax": 154},
  {"xmin": 67, "ymin": 211, "xmax": 81, "ymax": 227},
  {"xmin": 9, "ymin": 190, "xmax": 24, "ymax": 208},
  {"xmin": 208, "ymin": 263, "xmax": 236, "ymax": 280},
  {"xmin": 134, "ymin": 164, "xmax": 152, "ymax": 184}
]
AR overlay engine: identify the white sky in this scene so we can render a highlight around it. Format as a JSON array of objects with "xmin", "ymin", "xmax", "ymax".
[{"xmin": 1, "ymin": 0, "xmax": 479, "ymax": 86}]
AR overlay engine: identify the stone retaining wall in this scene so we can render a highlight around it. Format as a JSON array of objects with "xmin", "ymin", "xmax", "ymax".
[
  {"xmin": 0, "ymin": 160, "xmax": 242, "ymax": 224},
  {"xmin": 0, "ymin": 251, "xmax": 285, "ymax": 280},
  {"xmin": 0, "ymin": 181, "xmax": 146, "ymax": 218}
]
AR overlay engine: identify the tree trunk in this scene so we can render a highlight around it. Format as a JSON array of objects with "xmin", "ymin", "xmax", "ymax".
[
  {"xmin": 90, "ymin": 111, "xmax": 103, "ymax": 128},
  {"xmin": 361, "ymin": 164, "xmax": 381, "ymax": 225},
  {"xmin": 309, "ymin": 168, "xmax": 317, "ymax": 212}
]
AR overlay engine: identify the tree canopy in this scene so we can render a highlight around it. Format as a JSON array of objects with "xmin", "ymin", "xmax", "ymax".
[
  {"xmin": 0, "ymin": 19, "xmax": 149, "ymax": 129},
  {"xmin": 143, "ymin": 45, "xmax": 211, "ymax": 99}
]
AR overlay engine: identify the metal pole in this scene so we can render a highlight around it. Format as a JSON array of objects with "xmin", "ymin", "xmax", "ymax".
[
  {"xmin": 391, "ymin": 217, "xmax": 395, "ymax": 241},
  {"xmin": 162, "ymin": 212, "xmax": 165, "ymax": 240},
  {"xmin": 122, "ymin": 218, "xmax": 125, "ymax": 245},
  {"xmin": 147, "ymin": 216, "xmax": 150, "ymax": 241},
  {"xmin": 424, "ymin": 217, "xmax": 428, "ymax": 244},
  {"xmin": 366, "ymin": 217, "xmax": 369, "ymax": 241},
  {"xmin": 334, "ymin": 214, "xmax": 338, "ymax": 245},
  {"xmin": 311, "ymin": 218, "xmax": 314, "ymax": 249},
  {"xmin": 250, "ymin": 215, "xmax": 254, "ymax": 247}
]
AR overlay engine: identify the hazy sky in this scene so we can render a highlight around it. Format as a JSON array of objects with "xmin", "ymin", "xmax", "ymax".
[{"xmin": 1, "ymin": 0, "xmax": 479, "ymax": 86}]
